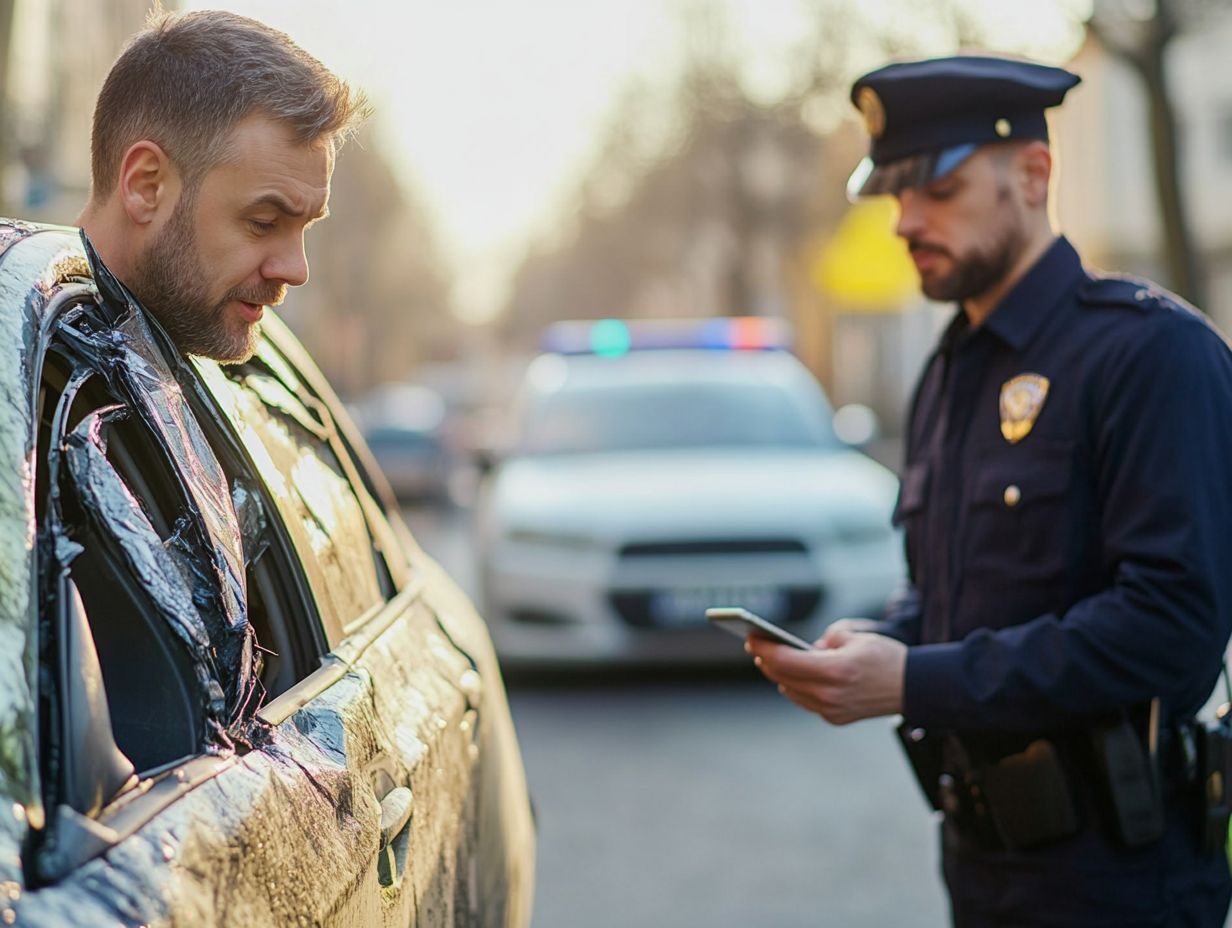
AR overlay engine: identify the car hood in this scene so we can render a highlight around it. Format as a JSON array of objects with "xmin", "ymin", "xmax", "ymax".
[{"xmin": 484, "ymin": 447, "xmax": 898, "ymax": 541}]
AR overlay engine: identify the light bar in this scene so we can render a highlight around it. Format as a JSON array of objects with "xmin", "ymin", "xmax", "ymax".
[{"xmin": 540, "ymin": 317, "xmax": 792, "ymax": 355}]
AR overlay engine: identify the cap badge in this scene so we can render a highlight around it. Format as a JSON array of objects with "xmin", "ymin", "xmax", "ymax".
[
  {"xmin": 1000, "ymin": 373, "xmax": 1050, "ymax": 444},
  {"xmin": 857, "ymin": 86, "xmax": 886, "ymax": 139}
]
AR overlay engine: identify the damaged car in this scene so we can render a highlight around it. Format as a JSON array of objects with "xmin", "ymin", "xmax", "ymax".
[{"xmin": 0, "ymin": 220, "xmax": 535, "ymax": 925}]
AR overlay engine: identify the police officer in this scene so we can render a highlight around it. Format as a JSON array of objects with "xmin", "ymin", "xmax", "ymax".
[{"xmin": 749, "ymin": 55, "xmax": 1232, "ymax": 926}]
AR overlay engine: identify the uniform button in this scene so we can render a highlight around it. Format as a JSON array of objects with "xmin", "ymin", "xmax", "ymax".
[
  {"xmin": 1134, "ymin": 288, "xmax": 1148, "ymax": 301},
  {"xmin": 1004, "ymin": 485, "xmax": 1022, "ymax": 507}
]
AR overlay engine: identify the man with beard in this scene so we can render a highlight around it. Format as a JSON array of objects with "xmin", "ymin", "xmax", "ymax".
[
  {"xmin": 75, "ymin": 10, "xmax": 366, "ymax": 363},
  {"xmin": 749, "ymin": 56, "xmax": 1232, "ymax": 925}
]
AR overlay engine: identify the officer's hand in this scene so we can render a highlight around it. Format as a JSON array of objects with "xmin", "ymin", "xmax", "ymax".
[
  {"xmin": 815, "ymin": 617, "xmax": 879, "ymax": 649},
  {"xmin": 747, "ymin": 624, "xmax": 907, "ymax": 726}
]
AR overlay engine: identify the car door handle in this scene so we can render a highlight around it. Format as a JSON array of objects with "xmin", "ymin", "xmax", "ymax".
[
  {"xmin": 377, "ymin": 786, "xmax": 414, "ymax": 891},
  {"xmin": 378, "ymin": 786, "xmax": 414, "ymax": 849}
]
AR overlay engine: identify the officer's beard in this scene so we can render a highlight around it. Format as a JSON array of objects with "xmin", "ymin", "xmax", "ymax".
[
  {"xmin": 129, "ymin": 192, "xmax": 281, "ymax": 363},
  {"xmin": 909, "ymin": 183, "xmax": 1026, "ymax": 304}
]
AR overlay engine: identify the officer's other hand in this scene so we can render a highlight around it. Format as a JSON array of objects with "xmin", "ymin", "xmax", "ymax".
[
  {"xmin": 816, "ymin": 617, "xmax": 879, "ymax": 649},
  {"xmin": 746, "ymin": 626, "xmax": 906, "ymax": 726}
]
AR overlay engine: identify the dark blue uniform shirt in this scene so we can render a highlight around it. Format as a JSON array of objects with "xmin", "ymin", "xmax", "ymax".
[
  {"xmin": 878, "ymin": 237, "xmax": 1232, "ymax": 924},
  {"xmin": 881, "ymin": 236, "xmax": 1232, "ymax": 735}
]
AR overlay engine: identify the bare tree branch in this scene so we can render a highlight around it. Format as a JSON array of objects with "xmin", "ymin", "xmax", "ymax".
[{"xmin": 1088, "ymin": 0, "xmax": 1206, "ymax": 304}]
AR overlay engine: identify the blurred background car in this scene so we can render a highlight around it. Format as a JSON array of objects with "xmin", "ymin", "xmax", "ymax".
[
  {"xmin": 351, "ymin": 381, "xmax": 454, "ymax": 503},
  {"xmin": 475, "ymin": 318, "xmax": 904, "ymax": 666}
]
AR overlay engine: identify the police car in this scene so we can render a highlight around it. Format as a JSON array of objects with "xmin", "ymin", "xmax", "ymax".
[
  {"xmin": 0, "ymin": 221, "xmax": 534, "ymax": 926},
  {"xmin": 477, "ymin": 318, "xmax": 904, "ymax": 665}
]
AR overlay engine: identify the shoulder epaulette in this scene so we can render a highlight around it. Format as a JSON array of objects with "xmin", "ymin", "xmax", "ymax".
[
  {"xmin": 1077, "ymin": 273, "xmax": 1196, "ymax": 316},
  {"xmin": 1079, "ymin": 271, "xmax": 1202, "ymax": 322}
]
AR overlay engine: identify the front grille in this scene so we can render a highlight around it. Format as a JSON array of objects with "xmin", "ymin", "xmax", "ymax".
[
  {"xmin": 509, "ymin": 608, "xmax": 576, "ymax": 627},
  {"xmin": 609, "ymin": 587, "xmax": 824, "ymax": 629},
  {"xmin": 618, "ymin": 538, "xmax": 808, "ymax": 558}
]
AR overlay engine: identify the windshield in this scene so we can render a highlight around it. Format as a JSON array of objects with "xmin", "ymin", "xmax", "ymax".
[{"xmin": 515, "ymin": 379, "xmax": 836, "ymax": 455}]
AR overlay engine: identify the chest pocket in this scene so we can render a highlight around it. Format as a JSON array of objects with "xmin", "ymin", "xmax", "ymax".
[
  {"xmin": 965, "ymin": 440, "xmax": 1075, "ymax": 584},
  {"xmin": 893, "ymin": 461, "xmax": 929, "ymax": 579},
  {"xmin": 893, "ymin": 461, "xmax": 929, "ymax": 526}
]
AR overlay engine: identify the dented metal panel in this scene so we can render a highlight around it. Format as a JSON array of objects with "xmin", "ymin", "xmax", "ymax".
[
  {"xmin": 16, "ymin": 599, "xmax": 479, "ymax": 927},
  {"xmin": 193, "ymin": 356, "xmax": 385, "ymax": 643},
  {"xmin": 420, "ymin": 558, "xmax": 538, "ymax": 926},
  {"xmin": 18, "ymin": 673, "xmax": 389, "ymax": 926},
  {"xmin": 244, "ymin": 318, "xmax": 412, "ymax": 592}
]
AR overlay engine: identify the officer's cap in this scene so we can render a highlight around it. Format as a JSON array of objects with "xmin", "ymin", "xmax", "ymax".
[{"xmin": 847, "ymin": 55, "xmax": 1080, "ymax": 199}]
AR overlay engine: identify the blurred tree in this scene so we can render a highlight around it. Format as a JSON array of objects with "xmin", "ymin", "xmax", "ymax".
[
  {"xmin": 286, "ymin": 127, "xmax": 455, "ymax": 398},
  {"xmin": 1087, "ymin": 0, "xmax": 1220, "ymax": 307},
  {"xmin": 501, "ymin": 5, "xmax": 848, "ymax": 353}
]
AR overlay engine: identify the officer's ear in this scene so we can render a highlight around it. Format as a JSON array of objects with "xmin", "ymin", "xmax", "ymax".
[
  {"xmin": 1014, "ymin": 141, "xmax": 1052, "ymax": 210},
  {"xmin": 116, "ymin": 140, "xmax": 183, "ymax": 227}
]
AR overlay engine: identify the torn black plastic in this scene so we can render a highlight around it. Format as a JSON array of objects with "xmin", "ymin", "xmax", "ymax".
[
  {"xmin": 60, "ymin": 408, "xmax": 226, "ymax": 731},
  {"xmin": 55, "ymin": 236, "xmax": 259, "ymax": 725},
  {"xmin": 230, "ymin": 479, "xmax": 270, "ymax": 569}
]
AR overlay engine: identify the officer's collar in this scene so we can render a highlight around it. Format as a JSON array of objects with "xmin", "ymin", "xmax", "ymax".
[{"xmin": 977, "ymin": 236, "xmax": 1083, "ymax": 351}]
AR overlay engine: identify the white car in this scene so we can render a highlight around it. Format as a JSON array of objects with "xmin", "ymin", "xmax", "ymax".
[{"xmin": 477, "ymin": 328, "xmax": 904, "ymax": 665}]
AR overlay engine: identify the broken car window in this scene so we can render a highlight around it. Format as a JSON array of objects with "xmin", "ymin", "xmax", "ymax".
[{"xmin": 36, "ymin": 293, "xmax": 260, "ymax": 779}]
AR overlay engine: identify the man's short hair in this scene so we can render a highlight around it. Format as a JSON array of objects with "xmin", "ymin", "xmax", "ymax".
[{"xmin": 90, "ymin": 10, "xmax": 369, "ymax": 200}]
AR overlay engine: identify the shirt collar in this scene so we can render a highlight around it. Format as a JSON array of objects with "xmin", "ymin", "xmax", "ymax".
[{"xmin": 978, "ymin": 235, "xmax": 1084, "ymax": 352}]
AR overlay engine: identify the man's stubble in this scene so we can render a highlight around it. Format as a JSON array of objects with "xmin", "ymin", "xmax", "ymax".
[
  {"xmin": 129, "ymin": 194, "xmax": 282, "ymax": 363},
  {"xmin": 914, "ymin": 182, "xmax": 1025, "ymax": 305}
]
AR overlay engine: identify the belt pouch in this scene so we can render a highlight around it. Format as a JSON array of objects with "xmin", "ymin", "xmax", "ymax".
[
  {"xmin": 979, "ymin": 738, "xmax": 1079, "ymax": 849},
  {"xmin": 1092, "ymin": 715, "xmax": 1165, "ymax": 847},
  {"xmin": 895, "ymin": 721, "xmax": 943, "ymax": 811},
  {"xmin": 1196, "ymin": 719, "xmax": 1232, "ymax": 854}
]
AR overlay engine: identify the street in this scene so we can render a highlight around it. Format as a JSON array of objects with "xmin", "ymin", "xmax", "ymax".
[{"xmin": 404, "ymin": 505, "xmax": 948, "ymax": 927}]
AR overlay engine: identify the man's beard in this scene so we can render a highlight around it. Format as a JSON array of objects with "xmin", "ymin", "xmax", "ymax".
[
  {"xmin": 909, "ymin": 192, "xmax": 1025, "ymax": 304},
  {"xmin": 129, "ymin": 197, "xmax": 284, "ymax": 363}
]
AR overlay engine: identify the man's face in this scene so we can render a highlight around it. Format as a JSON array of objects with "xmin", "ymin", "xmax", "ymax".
[
  {"xmin": 893, "ymin": 146, "xmax": 1026, "ymax": 304},
  {"xmin": 130, "ymin": 114, "xmax": 333, "ymax": 362}
]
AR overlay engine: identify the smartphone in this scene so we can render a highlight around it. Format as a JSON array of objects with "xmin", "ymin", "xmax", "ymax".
[{"xmin": 705, "ymin": 606, "xmax": 813, "ymax": 650}]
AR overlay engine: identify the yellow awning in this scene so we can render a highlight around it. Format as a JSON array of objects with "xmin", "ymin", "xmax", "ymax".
[{"xmin": 811, "ymin": 198, "xmax": 919, "ymax": 312}]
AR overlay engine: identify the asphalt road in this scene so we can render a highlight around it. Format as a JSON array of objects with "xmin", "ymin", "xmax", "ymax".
[
  {"xmin": 509, "ymin": 672, "xmax": 947, "ymax": 928},
  {"xmin": 403, "ymin": 504, "xmax": 948, "ymax": 928}
]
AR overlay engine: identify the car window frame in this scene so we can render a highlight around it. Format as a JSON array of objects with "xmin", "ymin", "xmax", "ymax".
[{"xmin": 189, "ymin": 317, "xmax": 411, "ymax": 647}]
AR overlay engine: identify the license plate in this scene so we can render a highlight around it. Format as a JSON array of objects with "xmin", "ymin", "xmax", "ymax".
[{"xmin": 649, "ymin": 586, "xmax": 788, "ymax": 627}]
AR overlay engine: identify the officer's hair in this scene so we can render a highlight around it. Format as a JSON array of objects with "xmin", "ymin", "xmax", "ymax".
[{"xmin": 89, "ymin": 9, "xmax": 369, "ymax": 201}]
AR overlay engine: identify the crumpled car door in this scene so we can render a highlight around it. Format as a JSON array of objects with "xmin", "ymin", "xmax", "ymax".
[
  {"xmin": 194, "ymin": 325, "xmax": 493, "ymax": 924},
  {"xmin": 21, "ymin": 295, "xmax": 414, "ymax": 925}
]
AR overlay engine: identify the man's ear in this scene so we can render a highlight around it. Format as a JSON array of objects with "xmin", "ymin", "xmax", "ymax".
[
  {"xmin": 116, "ymin": 141, "xmax": 181, "ymax": 225},
  {"xmin": 1016, "ymin": 140, "xmax": 1052, "ymax": 210}
]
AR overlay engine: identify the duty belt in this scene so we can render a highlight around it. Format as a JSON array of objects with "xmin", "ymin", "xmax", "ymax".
[{"xmin": 897, "ymin": 705, "xmax": 1173, "ymax": 851}]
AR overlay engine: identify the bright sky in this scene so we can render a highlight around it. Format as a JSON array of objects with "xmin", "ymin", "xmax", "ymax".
[{"xmin": 184, "ymin": 0, "xmax": 1090, "ymax": 322}]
